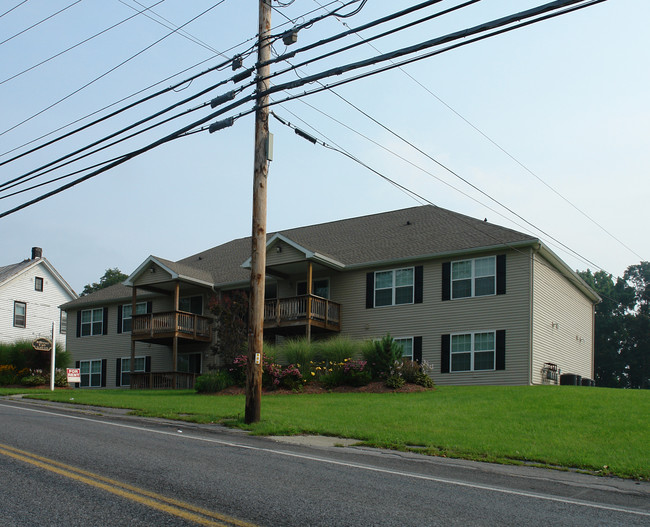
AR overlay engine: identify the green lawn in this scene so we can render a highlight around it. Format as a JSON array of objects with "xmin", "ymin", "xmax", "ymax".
[{"xmin": 3, "ymin": 385, "xmax": 648, "ymax": 480}]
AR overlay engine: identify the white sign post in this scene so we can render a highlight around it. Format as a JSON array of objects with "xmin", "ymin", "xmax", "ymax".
[{"xmin": 50, "ymin": 322, "xmax": 56, "ymax": 391}]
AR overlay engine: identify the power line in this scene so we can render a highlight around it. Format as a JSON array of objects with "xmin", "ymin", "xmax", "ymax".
[
  {"xmin": 272, "ymin": 111, "xmax": 605, "ymax": 306},
  {"xmin": 1, "ymin": 0, "xmax": 606, "ymax": 220},
  {"xmin": 0, "ymin": 0, "xmax": 83, "ymax": 47},
  {"xmin": 328, "ymin": 1, "xmax": 645, "ymax": 263},
  {"xmin": 0, "ymin": 1, "xmax": 29, "ymax": 19},
  {"xmin": 0, "ymin": 0, "xmax": 166, "ymax": 86},
  {"xmin": 0, "ymin": 0, "xmax": 228, "ymax": 137}
]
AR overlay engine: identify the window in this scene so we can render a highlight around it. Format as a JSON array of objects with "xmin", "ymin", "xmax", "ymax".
[
  {"xmin": 265, "ymin": 282, "xmax": 278, "ymax": 300},
  {"xmin": 35, "ymin": 277, "xmax": 43, "ymax": 292},
  {"xmin": 13, "ymin": 301, "xmax": 26, "ymax": 328},
  {"xmin": 177, "ymin": 353, "xmax": 201, "ymax": 374},
  {"xmin": 297, "ymin": 278, "xmax": 330, "ymax": 298},
  {"xmin": 60, "ymin": 310, "xmax": 67, "ymax": 334},
  {"xmin": 374, "ymin": 268, "xmax": 414, "ymax": 307},
  {"xmin": 451, "ymin": 331, "xmax": 495, "ymax": 372},
  {"xmin": 120, "ymin": 356, "xmax": 145, "ymax": 386},
  {"xmin": 451, "ymin": 256, "xmax": 496, "ymax": 299},
  {"xmin": 179, "ymin": 295, "xmax": 203, "ymax": 315},
  {"xmin": 81, "ymin": 308, "xmax": 103, "ymax": 336},
  {"xmin": 394, "ymin": 337, "xmax": 413, "ymax": 360},
  {"xmin": 121, "ymin": 302, "xmax": 147, "ymax": 333},
  {"xmin": 80, "ymin": 359, "xmax": 103, "ymax": 387}
]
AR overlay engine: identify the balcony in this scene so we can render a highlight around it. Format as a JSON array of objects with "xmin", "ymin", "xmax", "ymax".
[
  {"xmin": 131, "ymin": 311, "xmax": 212, "ymax": 343},
  {"xmin": 264, "ymin": 295, "xmax": 341, "ymax": 332}
]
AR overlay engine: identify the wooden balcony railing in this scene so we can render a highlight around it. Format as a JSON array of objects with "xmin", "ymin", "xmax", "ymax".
[
  {"xmin": 264, "ymin": 295, "xmax": 341, "ymax": 331},
  {"xmin": 130, "ymin": 371, "xmax": 196, "ymax": 390},
  {"xmin": 131, "ymin": 311, "xmax": 211, "ymax": 342}
]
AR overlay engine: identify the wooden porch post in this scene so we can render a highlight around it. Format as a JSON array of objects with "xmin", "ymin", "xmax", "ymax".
[
  {"xmin": 306, "ymin": 261, "xmax": 313, "ymax": 342},
  {"xmin": 130, "ymin": 287, "xmax": 137, "ymax": 389},
  {"xmin": 173, "ymin": 282, "xmax": 180, "ymax": 389}
]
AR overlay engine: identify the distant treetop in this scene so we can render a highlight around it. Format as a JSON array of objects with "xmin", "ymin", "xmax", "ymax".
[{"xmin": 81, "ymin": 268, "xmax": 128, "ymax": 296}]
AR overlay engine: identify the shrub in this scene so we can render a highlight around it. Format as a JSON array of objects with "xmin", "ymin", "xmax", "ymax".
[
  {"xmin": 20, "ymin": 370, "xmax": 47, "ymax": 386},
  {"xmin": 385, "ymin": 374, "xmax": 405, "ymax": 389},
  {"xmin": 195, "ymin": 370, "xmax": 234, "ymax": 393},
  {"xmin": 399, "ymin": 359, "xmax": 423, "ymax": 384},
  {"xmin": 313, "ymin": 336, "xmax": 361, "ymax": 363},
  {"xmin": 280, "ymin": 338, "xmax": 314, "ymax": 376},
  {"xmin": 361, "ymin": 334, "xmax": 404, "ymax": 379},
  {"xmin": 0, "ymin": 364, "xmax": 17, "ymax": 386},
  {"xmin": 230, "ymin": 354, "xmax": 304, "ymax": 390}
]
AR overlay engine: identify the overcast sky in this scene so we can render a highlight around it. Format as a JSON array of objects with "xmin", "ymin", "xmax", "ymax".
[{"xmin": 1, "ymin": 0, "xmax": 647, "ymax": 294}]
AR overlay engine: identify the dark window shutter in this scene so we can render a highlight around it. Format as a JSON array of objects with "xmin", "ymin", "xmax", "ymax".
[
  {"xmin": 496, "ymin": 330, "xmax": 506, "ymax": 370},
  {"xmin": 145, "ymin": 356, "xmax": 152, "ymax": 373},
  {"xmin": 365, "ymin": 272, "xmax": 374, "ymax": 309},
  {"xmin": 146, "ymin": 301, "xmax": 153, "ymax": 314},
  {"xmin": 496, "ymin": 255, "xmax": 506, "ymax": 295},
  {"xmin": 76, "ymin": 311, "xmax": 81, "ymax": 338},
  {"xmin": 101, "ymin": 359, "xmax": 107, "ymax": 387},
  {"xmin": 117, "ymin": 305, "xmax": 123, "ymax": 334},
  {"xmin": 442, "ymin": 262, "xmax": 451, "ymax": 301},
  {"xmin": 441, "ymin": 334, "xmax": 450, "ymax": 373},
  {"xmin": 116, "ymin": 358, "xmax": 122, "ymax": 386},
  {"xmin": 102, "ymin": 307, "xmax": 109, "ymax": 335},
  {"xmin": 75, "ymin": 360, "xmax": 80, "ymax": 388},
  {"xmin": 413, "ymin": 336, "xmax": 422, "ymax": 363},
  {"xmin": 414, "ymin": 266, "xmax": 423, "ymax": 304}
]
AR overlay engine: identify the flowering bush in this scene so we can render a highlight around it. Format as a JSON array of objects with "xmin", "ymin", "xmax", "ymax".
[
  {"xmin": 230, "ymin": 354, "xmax": 305, "ymax": 391},
  {"xmin": 315, "ymin": 358, "xmax": 371, "ymax": 388}
]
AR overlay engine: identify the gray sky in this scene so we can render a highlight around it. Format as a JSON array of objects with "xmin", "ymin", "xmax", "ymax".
[{"xmin": 1, "ymin": 0, "xmax": 647, "ymax": 293}]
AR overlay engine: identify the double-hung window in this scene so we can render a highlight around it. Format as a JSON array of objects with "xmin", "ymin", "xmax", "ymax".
[
  {"xmin": 13, "ymin": 301, "xmax": 26, "ymax": 328},
  {"xmin": 35, "ymin": 277, "xmax": 43, "ymax": 292},
  {"xmin": 121, "ymin": 302, "xmax": 147, "ymax": 333},
  {"xmin": 80, "ymin": 359, "xmax": 102, "ymax": 387},
  {"xmin": 374, "ymin": 268, "xmax": 414, "ymax": 307},
  {"xmin": 451, "ymin": 256, "xmax": 496, "ymax": 299},
  {"xmin": 60, "ymin": 310, "xmax": 67, "ymax": 334},
  {"xmin": 120, "ymin": 356, "xmax": 145, "ymax": 386},
  {"xmin": 394, "ymin": 337, "xmax": 414, "ymax": 360},
  {"xmin": 81, "ymin": 308, "xmax": 103, "ymax": 336},
  {"xmin": 451, "ymin": 331, "xmax": 495, "ymax": 372}
]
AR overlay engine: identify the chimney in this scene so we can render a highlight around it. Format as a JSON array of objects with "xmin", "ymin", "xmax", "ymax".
[{"xmin": 31, "ymin": 247, "xmax": 42, "ymax": 260}]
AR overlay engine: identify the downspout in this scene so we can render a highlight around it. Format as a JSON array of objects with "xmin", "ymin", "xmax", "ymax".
[{"xmin": 529, "ymin": 244, "xmax": 540, "ymax": 385}]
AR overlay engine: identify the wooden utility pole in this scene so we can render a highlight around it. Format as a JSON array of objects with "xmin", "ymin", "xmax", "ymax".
[{"xmin": 245, "ymin": 0, "xmax": 272, "ymax": 424}]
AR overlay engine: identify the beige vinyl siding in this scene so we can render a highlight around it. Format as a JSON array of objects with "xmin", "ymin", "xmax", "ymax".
[
  {"xmin": 133, "ymin": 263, "xmax": 172, "ymax": 286},
  {"xmin": 266, "ymin": 242, "xmax": 305, "ymax": 266},
  {"xmin": 531, "ymin": 254, "xmax": 594, "ymax": 383},
  {"xmin": 66, "ymin": 295, "xmax": 211, "ymax": 387},
  {"xmin": 331, "ymin": 249, "xmax": 533, "ymax": 386}
]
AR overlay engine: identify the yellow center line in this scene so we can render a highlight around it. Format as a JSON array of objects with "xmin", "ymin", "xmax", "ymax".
[{"xmin": 0, "ymin": 443, "xmax": 257, "ymax": 527}]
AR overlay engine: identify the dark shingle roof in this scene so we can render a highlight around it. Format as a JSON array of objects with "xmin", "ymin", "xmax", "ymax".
[
  {"xmin": 63, "ymin": 205, "xmax": 539, "ymax": 308},
  {"xmin": 0, "ymin": 260, "xmax": 33, "ymax": 285},
  {"xmin": 178, "ymin": 205, "xmax": 537, "ymax": 285}
]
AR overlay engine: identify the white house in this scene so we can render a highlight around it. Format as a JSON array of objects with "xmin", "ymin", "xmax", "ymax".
[{"xmin": 0, "ymin": 247, "xmax": 78, "ymax": 345}]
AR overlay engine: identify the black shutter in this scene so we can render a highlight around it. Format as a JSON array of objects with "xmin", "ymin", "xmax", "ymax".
[
  {"xmin": 365, "ymin": 272, "xmax": 374, "ymax": 309},
  {"xmin": 441, "ymin": 334, "xmax": 450, "ymax": 373},
  {"xmin": 442, "ymin": 262, "xmax": 451, "ymax": 301},
  {"xmin": 145, "ymin": 356, "xmax": 152, "ymax": 373},
  {"xmin": 117, "ymin": 305, "xmax": 123, "ymax": 334},
  {"xmin": 496, "ymin": 330, "xmax": 506, "ymax": 370},
  {"xmin": 413, "ymin": 336, "xmax": 422, "ymax": 363},
  {"xmin": 116, "ymin": 358, "xmax": 122, "ymax": 387},
  {"xmin": 76, "ymin": 311, "xmax": 81, "ymax": 338},
  {"xmin": 146, "ymin": 301, "xmax": 153, "ymax": 314},
  {"xmin": 496, "ymin": 255, "xmax": 506, "ymax": 295},
  {"xmin": 102, "ymin": 307, "xmax": 109, "ymax": 335},
  {"xmin": 101, "ymin": 359, "xmax": 107, "ymax": 387},
  {"xmin": 75, "ymin": 360, "xmax": 80, "ymax": 388},
  {"xmin": 414, "ymin": 266, "xmax": 423, "ymax": 304}
]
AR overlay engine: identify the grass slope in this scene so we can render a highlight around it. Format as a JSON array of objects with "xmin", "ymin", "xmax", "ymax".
[{"xmin": 5, "ymin": 385, "xmax": 648, "ymax": 480}]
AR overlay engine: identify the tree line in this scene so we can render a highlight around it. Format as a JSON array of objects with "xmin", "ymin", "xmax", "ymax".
[{"xmin": 579, "ymin": 262, "xmax": 649, "ymax": 389}]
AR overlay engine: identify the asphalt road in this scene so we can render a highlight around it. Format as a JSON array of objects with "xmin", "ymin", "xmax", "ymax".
[{"xmin": 0, "ymin": 397, "xmax": 648, "ymax": 526}]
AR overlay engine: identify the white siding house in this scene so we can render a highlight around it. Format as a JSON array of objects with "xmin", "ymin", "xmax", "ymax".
[{"xmin": 0, "ymin": 247, "xmax": 78, "ymax": 345}]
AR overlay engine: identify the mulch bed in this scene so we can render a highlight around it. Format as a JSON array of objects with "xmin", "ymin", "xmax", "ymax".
[{"xmin": 216, "ymin": 381, "xmax": 432, "ymax": 396}]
